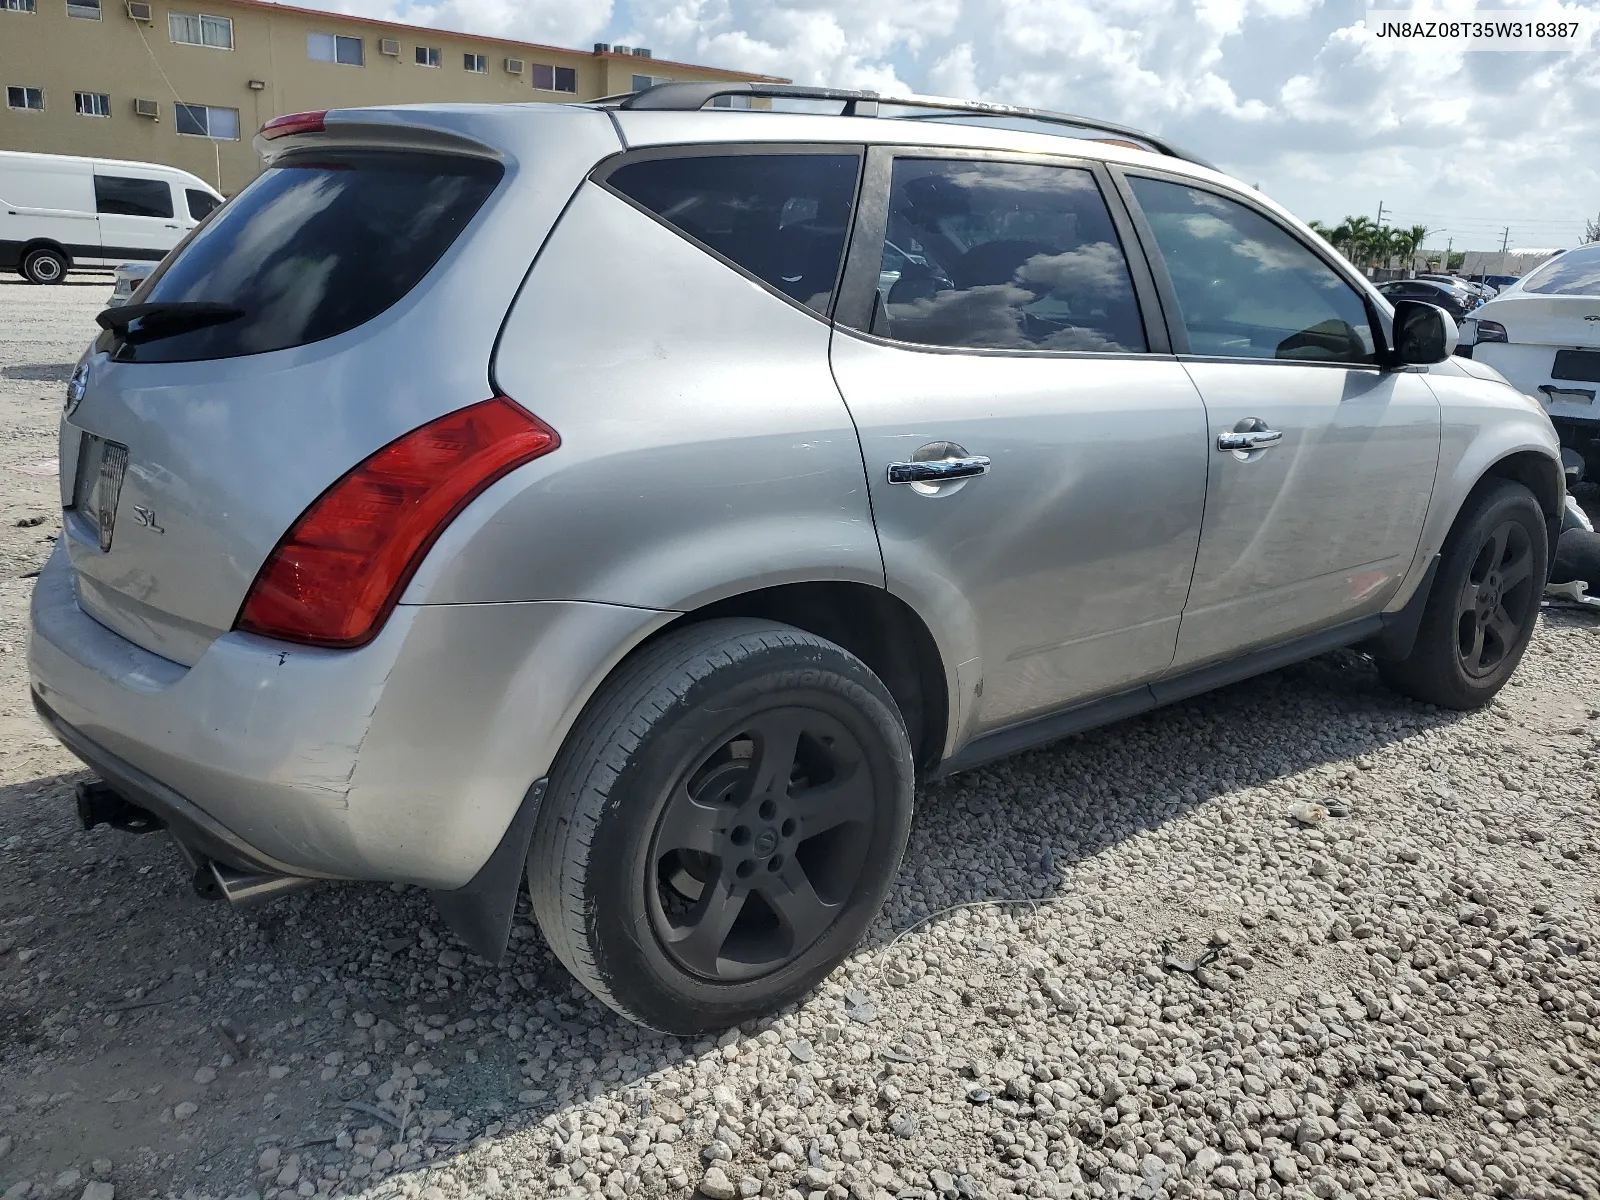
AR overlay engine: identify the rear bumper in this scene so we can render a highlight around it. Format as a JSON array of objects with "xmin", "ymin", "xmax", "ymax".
[
  {"xmin": 29, "ymin": 540, "xmax": 667, "ymax": 888},
  {"xmin": 1474, "ymin": 343, "xmax": 1600, "ymax": 424}
]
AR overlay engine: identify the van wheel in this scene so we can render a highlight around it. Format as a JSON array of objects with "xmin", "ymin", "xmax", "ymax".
[
  {"xmin": 528, "ymin": 619, "xmax": 914, "ymax": 1034},
  {"xmin": 1378, "ymin": 479, "xmax": 1546, "ymax": 709},
  {"xmin": 20, "ymin": 248, "xmax": 68, "ymax": 285}
]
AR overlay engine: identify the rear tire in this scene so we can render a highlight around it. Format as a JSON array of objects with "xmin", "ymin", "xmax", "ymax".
[
  {"xmin": 20, "ymin": 247, "xmax": 67, "ymax": 285},
  {"xmin": 1378, "ymin": 479, "xmax": 1546, "ymax": 709},
  {"xmin": 528, "ymin": 618, "xmax": 914, "ymax": 1033}
]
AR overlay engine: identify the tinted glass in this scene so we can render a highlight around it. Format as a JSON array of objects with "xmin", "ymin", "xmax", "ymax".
[
  {"xmin": 866, "ymin": 159, "xmax": 1146, "ymax": 352},
  {"xmin": 1522, "ymin": 245, "xmax": 1600, "ymax": 296},
  {"xmin": 174, "ymin": 103, "xmax": 207, "ymax": 136},
  {"xmin": 94, "ymin": 175, "xmax": 173, "ymax": 218},
  {"xmin": 607, "ymin": 153, "xmax": 860, "ymax": 314},
  {"xmin": 103, "ymin": 151, "xmax": 501, "ymax": 363},
  {"xmin": 1129, "ymin": 177, "xmax": 1376, "ymax": 363},
  {"xmin": 186, "ymin": 188, "xmax": 220, "ymax": 220}
]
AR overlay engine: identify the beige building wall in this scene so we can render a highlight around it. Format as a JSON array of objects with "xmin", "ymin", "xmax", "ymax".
[{"xmin": 0, "ymin": 0, "xmax": 781, "ymax": 194}]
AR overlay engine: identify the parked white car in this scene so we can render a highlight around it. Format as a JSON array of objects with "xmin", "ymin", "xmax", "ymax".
[
  {"xmin": 0, "ymin": 150, "xmax": 223, "ymax": 284},
  {"xmin": 105, "ymin": 261, "xmax": 156, "ymax": 307},
  {"xmin": 1465, "ymin": 244, "xmax": 1600, "ymax": 473}
]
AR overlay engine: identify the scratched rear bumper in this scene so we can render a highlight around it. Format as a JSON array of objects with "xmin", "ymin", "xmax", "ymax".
[{"xmin": 28, "ymin": 540, "xmax": 663, "ymax": 888}]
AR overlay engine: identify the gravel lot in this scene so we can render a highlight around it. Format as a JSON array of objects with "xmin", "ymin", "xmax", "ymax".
[{"xmin": 1, "ymin": 277, "xmax": 1598, "ymax": 1200}]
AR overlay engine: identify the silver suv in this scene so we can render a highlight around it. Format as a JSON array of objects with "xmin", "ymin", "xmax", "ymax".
[{"xmin": 30, "ymin": 84, "xmax": 1562, "ymax": 1033}]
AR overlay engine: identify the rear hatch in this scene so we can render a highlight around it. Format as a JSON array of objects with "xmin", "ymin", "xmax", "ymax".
[
  {"xmin": 61, "ymin": 105, "xmax": 619, "ymax": 664},
  {"xmin": 1473, "ymin": 293, "xmax": 1600, "ymax": 418}
]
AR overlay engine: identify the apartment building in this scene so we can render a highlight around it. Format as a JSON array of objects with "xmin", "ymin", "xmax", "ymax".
[{"xmin": 0, "ymin": 0, "xmax": 781, "ymax": 193}]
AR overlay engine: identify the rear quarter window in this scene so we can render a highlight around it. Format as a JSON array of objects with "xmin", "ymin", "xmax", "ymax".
[
  {"xmin": 102, "ymin": 151, "xmax": 502, "ymax": 364},
  {"xmin": 601, "ymin": 152, "xmax": 861, "ymax": 315}
]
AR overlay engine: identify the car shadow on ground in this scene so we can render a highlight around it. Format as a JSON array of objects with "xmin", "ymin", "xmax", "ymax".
[{"xmin": 0, "ymin": 643, "xmax": 1487, "ymax": 1191}]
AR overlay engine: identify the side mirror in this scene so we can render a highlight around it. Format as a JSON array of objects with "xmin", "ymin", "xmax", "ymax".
[{"xmin": 1389, "ymin": 299, "xmax": 1459, "ymax": 366}]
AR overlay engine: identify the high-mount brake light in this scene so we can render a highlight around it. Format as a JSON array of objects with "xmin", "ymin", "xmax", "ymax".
[
  {"xmin": 261, "ymin": 111, "xmax": 327, "ymax": 140},
  {"xmin": 236, "ymin": 397, "xmax": 558, "ymax": 647}
]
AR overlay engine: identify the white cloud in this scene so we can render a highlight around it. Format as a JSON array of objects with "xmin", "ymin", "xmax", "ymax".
[{"xmin": 301, "ymin": 0, "xmax": 1600, "ymax": 248}]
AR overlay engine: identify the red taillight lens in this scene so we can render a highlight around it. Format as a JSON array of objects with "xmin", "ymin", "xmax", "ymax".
[
  {"xmin": 261, "ymin": 110, "xmax": 327, "ymax": 140},
  {"xmin": 1475, "ymin": 319, "xmax": 1509, "ymax": 344},
  {"xmin": 237, "ymin": 397, "xmax": 558, "ymax": 647}
]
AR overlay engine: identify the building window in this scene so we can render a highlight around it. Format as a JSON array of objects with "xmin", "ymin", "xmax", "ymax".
[
  {"xmin": 169, "ymin": 11, "xmax": 232, "ymax": 48},
  {"xmin": 415, "ymin": 45, "xmax": 440, "ymax": 67},
  {"xmin": 75, "ymin": 91, "xmax": 111, "ymax": 116},
  {"xmin": 711, "ymin": 95, "xmax": 750, "ymax": 109},
  {"xmin": 308, "ymin": 32, "xmax": 363, "ymax": 65},
  {"xmin": 463, "ymin": 52, "xmax": 486, "ymax": 72},
  {"xmin": 6, "ymin": 86, "xmax": 44, "ymax": 110},
  {"xmin": 175, "ymin": 102, "xmax": 240, "ymax": 140},
  {"xmin": 532, "ymin": 64, "xmax": 576, "ymax": 93},
  {"xmin": 633, "ymin": 73, "xmax": 671, "ymax": 91},
  {"xmin": 1, "ymin": 0, "xmax": 37, "ymax": 11},
  {"xmin": 67, "ymin": 0, "xmax": 100, "ymax": 18}
]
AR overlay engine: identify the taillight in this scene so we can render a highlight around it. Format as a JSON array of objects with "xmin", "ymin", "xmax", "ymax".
[
  {"xmin": 1475, "ymin": 320, "xmax": 1509, "ymax": 344},
  {"xmin": 236, "ymin": 397, "xmax": 557, "ymax": 647},
  {"xmin": 261, "ymin": 111, "xmax": 327, "ymax": 140}
]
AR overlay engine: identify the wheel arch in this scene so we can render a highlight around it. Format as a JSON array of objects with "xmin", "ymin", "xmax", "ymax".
[
  {"xmin": 650, "ymin": 581, "xmax": 951, "ymax": 774},
  {"xmin": 19, "ymin": 239, "xmax": 73, "ymax": 270},
  {"xmin": 1465, "ymin": 451, "xmax": 1561, "ymax": 569}
]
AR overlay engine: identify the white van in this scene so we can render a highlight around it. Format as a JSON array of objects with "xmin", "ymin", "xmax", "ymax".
[{"xmin": 0, "ymin": 150, "xmax": 224, "ymax": 284}]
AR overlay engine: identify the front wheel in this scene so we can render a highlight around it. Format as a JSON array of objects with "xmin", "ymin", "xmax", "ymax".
[
  {"xmin": 1379, "ymin": 479, "xmax": 1547, "ymax": 709},
  {"xmin": 528, "ymin": 619, "xmax": 914, "ymax": 1033}
]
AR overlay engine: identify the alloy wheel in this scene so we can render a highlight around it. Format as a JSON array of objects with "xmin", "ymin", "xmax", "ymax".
[
  {"xmin": 1454, "ymin": 517, "xmax": 1535, "ymax": 678},
  {"xmin": 647, "ymin": 706, "xmax": 875, "ymax": 982}
]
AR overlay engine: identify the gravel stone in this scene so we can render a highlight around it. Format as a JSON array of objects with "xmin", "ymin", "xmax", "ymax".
[{"xmin": 699, "ymin": 1165, "xmax": 737, "ymax": 1200}]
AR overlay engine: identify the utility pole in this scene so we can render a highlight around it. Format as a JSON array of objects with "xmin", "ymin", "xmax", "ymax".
[
  {"xmin": 1499, "ymin": 226, "xmax": 1511, "ymax": 275},
  {"xmin": 1375, "ymin": 201, "xmax": 1385, "ymax": 228}
]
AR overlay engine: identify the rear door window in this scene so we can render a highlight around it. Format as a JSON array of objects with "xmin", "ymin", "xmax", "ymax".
[
  {"xmin": 103, "ymin": 151, "xmax": 502, "ymax": 363},
  {"xmin": 857, "ymin": 157, "xmax": 1148, "ymax": 352},
  {"xmin": 602, "ymin": 152, "xmax": 861, "ymax": 314},
  {"xmin": 94, "ymin": 175, "xmax": 174, "ymax": 218}
]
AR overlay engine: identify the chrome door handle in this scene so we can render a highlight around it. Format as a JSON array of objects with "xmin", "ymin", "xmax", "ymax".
[
  {"xmin": 1216, "ymin": 429, "xmax": 1283, "ymax": 452},
  {"xmin": 887, "ymin": 455, "xmax": 991, "ymax": 485}
]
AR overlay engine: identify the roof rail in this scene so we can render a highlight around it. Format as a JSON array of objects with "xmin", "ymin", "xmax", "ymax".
[{"xmin": 609, "ymin": 82, "xmax": 1216, "ymax": 170}]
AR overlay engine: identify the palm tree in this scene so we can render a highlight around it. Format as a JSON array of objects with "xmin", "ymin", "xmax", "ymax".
[
  {"xmin": 1334, "ymin": 216, "xmax": 1378, "ymax": 268},
  {"xmin": 1408, "ymin": 223, "xmax": 1429, "ymax": 256}
]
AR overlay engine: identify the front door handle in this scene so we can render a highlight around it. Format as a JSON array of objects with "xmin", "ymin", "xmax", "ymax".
[
  {"xmin": 1216, "ymin": 428, "xmax": 1283, "ymax": 452},
  {"xmin": 887, "ymin": 455, "xmax": 991, "ymax": 485}
]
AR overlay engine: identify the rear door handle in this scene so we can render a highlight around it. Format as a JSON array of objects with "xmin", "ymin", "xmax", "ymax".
[
  {"xmin": 1216, "ymin": 429, "xmax": 1283, "ymax": 452},
  {"xmin": 887, "ymin": 455, "xmax": 991, "ymax": 485}
]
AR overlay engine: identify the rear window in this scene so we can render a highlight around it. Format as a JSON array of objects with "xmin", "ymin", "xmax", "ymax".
[
  {"xmin": 603, "ymin": 152, "xmax": 861, "ymax": 314},
  {"xmin": 102, "ymin": 151, "xmax": 502, "ymax": 364},
  {"xmin": 1521, "ymin": 245, "xmax": 1600, "ymax": 296}
]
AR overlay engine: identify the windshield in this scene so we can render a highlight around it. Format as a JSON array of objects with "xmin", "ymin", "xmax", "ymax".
[{"xmin": 1521, "ymin": 246, "xmax": 1600, "ymax": 297}]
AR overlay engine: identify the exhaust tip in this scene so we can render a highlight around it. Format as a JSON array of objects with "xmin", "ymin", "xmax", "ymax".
[{"xmin": 207, "ymin": 861, "xmax": 318, "ymax": 909}]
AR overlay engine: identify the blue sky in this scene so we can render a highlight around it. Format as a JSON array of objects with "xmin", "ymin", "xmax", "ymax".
[{"xmin": 309, "ymin": 0, "xmax": 1599, "ymax": 251}]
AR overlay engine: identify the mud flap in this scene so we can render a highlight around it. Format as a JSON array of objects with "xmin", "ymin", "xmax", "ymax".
[
  {"xmin": 429, "ymin": 779, "xmax": 546, "ymax": 964},
  {"xmin": 1364, "ymin": 554, "xmax": 1441, "ymax": 661}
]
